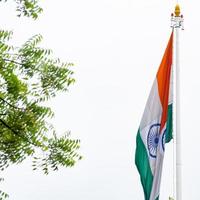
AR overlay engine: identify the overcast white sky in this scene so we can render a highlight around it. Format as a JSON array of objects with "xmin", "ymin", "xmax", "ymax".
[{"xmin": 0, "ymin": 0, "xmax": 199, "ymax": 199}]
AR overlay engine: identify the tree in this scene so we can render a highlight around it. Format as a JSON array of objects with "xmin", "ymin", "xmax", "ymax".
[{"xmin": 0, "ymin": 1, "xmax": 81, "ymax": 199}]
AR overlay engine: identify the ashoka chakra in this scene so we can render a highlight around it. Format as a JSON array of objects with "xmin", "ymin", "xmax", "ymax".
[{"xmin": 147, "ymin": 124, "xmax": 160, "ymax": 158}]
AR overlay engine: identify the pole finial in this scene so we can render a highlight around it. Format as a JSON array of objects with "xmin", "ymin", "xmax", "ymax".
[
  {"xmin": 175, "ymin": 4, "xmax": 181, "ymax": 17},
  {"xmin": 171, "ymin": 4, "xmax": 184, "ymax": 30}
]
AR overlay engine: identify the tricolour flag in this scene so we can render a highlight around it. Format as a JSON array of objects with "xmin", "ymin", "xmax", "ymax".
[{"xmin": 135, "ymin": 32, "xmax": 173, "ymax": 200}]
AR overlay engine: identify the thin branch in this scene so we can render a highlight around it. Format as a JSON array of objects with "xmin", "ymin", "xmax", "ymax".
[
  {"xmin": 0, "ymin": 113, "xmax": 7, "ymax": 115},
  {"xmin": 0, "ymin": 118, "xmax": 20, "ymax": 136},
  {"xmin": 0, "ymin": 118, "xmax": 36, "ymax": 147},
  {"xmin": 3, "ymin": 58, "xmax": 23, "ymax": 66},
  {"xmin": 3, "ymin": 58, "xmax": 38, "ymax": 71},
  {"xmin": 0, "ymin": 97, "xmax": 22, "ymax": 110}
]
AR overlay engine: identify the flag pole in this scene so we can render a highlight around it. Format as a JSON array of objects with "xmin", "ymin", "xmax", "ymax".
[{"xmin": 171, "ymin": 4, "xmax": 184, "ymax": 200}]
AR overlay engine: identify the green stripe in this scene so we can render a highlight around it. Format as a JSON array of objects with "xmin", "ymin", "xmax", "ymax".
[
  {"xmin": 135, "ymin": 129, "xmax": 153, "ymax": 200},
  {"xmin": 165, "ymin": 104, "xmax": 173, "ymax": 143}
]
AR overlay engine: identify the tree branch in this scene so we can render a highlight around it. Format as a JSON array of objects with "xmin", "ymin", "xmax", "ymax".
[
  {"xmin": 0, "ymin": 113, "xmax": 7, "ymax": 115},
  {"xmin": 0, "ymin": 97, "xmax": 23, "ymax": 110},
  {"xmin": 0, "ymin": 118, "xmax": 20, "ymax": 136},
  {"xmin": 3, "ymin": 58, "xmax": 23, "ymax": 66},
  {"xmin": 0, "ymin": 118, "xmax": 36, "ymax": 147}
]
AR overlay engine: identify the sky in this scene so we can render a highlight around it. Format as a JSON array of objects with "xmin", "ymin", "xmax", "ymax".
[{"xmin": 0, "ymin": 0, "xmax": 200, "ymax": 199}]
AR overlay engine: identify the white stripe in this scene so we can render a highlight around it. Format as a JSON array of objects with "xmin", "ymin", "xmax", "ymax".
[
  {"xmin": 140, "ymin": 79, "xmax": 162, "ymax": 130},
  {"xmin": 140, "ymin": 79, "xmax": 163, "ymax": 174}
]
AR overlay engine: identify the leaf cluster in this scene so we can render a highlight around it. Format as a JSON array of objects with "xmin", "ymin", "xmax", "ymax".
[
  {"xmin": 0, "ymin": 0, "xmax": 43, "ymax": 19},
  {"xmin": 0, "ymin": 30, "xmax": 81, "ymax": 174}
]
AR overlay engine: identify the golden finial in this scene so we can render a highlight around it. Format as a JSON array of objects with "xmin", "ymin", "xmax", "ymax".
[{"xmin": 175, "ymin": 4, "xmax": 181, "ymax": 17}]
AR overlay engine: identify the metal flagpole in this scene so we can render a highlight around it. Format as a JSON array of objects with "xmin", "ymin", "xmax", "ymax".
[{"xmin": 171, "ymin": 4, "xmax": 184, "ymax": 200}]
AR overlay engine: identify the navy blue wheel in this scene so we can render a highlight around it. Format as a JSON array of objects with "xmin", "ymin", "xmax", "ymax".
[{"xmin": 147, "ymin": 124, "xmax": 160, "ymax": 158}]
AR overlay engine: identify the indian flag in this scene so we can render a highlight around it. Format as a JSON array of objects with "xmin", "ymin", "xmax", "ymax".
[{"xmin": 135, "ymin": 32, "xmax": 173, "ymax": 200}]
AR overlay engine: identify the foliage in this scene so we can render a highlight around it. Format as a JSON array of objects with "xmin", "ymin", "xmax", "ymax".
[
  {"xmin": 0, "ymin": 0, "xmax": 43, "ymax": 19},
  {"xmin": 0, "ymin": 30, "xmax": 82, "ymax": 176},
  {"xmin": 0, "ymin": 1, "xmax": 82, "ymax": 199}
]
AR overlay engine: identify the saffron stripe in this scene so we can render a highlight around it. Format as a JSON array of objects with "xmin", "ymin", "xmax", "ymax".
[{"xmin": 156, "ymin": 31, "xmax": 173, "ymax": 132}]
